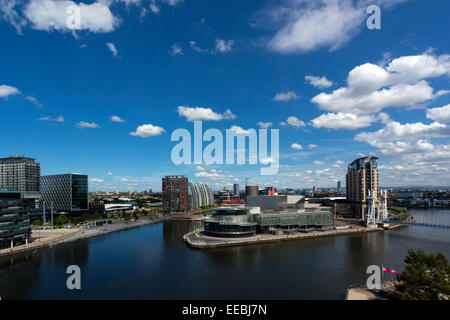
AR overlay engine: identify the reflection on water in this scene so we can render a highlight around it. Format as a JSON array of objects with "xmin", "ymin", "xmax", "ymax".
[{"xmin": 0, "ymin": 209, "xmax": 449, "ymax": 300}]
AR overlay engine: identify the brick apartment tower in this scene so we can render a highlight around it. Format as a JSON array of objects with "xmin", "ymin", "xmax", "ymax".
[
  {"xmin": 162, "ymin": 176, "xmax": 189, "ymax": 213},
  {"xmin": 346, "ymin": 156, "xmax": 380, "ymax": 220}
]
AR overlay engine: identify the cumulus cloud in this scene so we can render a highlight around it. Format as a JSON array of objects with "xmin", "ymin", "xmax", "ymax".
[
  {"xmin": 23, "ymin": 0, "xmax": 118, "ymax": 33},
  {"xmin": 110, "ymin": 115, "xmax": 125, "ymax": 123},
  {"xmin": 310, "ymin": 112, "xmax": 376, "ymax": 130},
  {"xmin": 283, "ymin": 116, "xmax": 305, "ymax": 128},
  {"xmin": 426, "ymin": 104, "xmax": 450, "ymax": 123},
  {"xmin": 313, "ymin": 160, "xmax": 325, "ymax": 165},
  {"xmin": 305, "ymin": 75, "xmax": 333, "ymax": 88},
  {"xmin": 76, "ymin": 121, "xmax": 99, "ymax": 129},
  {"xmin": 130, "ymin": 124, "xmax": 165, "ymax": 137},
  {"xmin": 274, "ymin": 91, "xmax": 298, "ymax": 101},
  {"xmin": 89, "ymin": 178, "xmax": 104, "ymax": 183},
  {"xmin": 291, "ymin": 143, "xmax": 303, "ymax": 150},
  {"xmin": 0, "ymin": 0, "xmax": 26, "ymax": 34},
  {"xmin": 228, "ymin": 126, "xmax": 256, "ymax": 135},
  {"xmin": 308, "ymin": 144, "xmax": 317, "ymax": 149},
  {"xmin": 355, "ymin": 120, "xmax": 450, "ymax": 155},
  {"xmin": 312, "ymin": 54, "xmax": 450, "ymax": 115},
  {"xmin": 257, "ymin": 121, "xmax": 273, "ymax": 129},
  {"xmin": 0, "ymin": 84, "xmax": 20, "ymax": 98},
  {"xmin": 177, "ymin": 106, "xmax": 235, "ymax": 121}
]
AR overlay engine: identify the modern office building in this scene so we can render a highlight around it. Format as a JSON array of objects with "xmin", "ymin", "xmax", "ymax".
[
  {"xmin": 0, "ymin": 190, "xmax": 40, "ymax": 249},
  {"xmin": 345, "ymin": 156, "xmax": 380, "ymax": 220},
  {"xmin": 337, "ymin": 181, "xmax": 342, "ymax": 193},
  {"xmin": 0, "ymin": 155, "xmax": 41, "ymax": 192},
  {"xmin": 203, "ymin": 195, "xmax": 333, "ymax": 238},
  {"xmin": 189, "ymin": 183, "xmax": 214, "ymax": 210},
  {"xmin": 162, "ymin": 176, "xmax": 189, "ymax": 213},
  {"xmin": 233, "ymin": 184, "xmax": 239, "ymax": 197},
  {"xmin": 41, "ymin": 174, "xmax": 89, "ymax": 213}
]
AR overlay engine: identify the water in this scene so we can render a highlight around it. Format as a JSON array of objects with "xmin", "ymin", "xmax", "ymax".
[{"xmin": 0, "ymin": 209, "xmax": 449, "ymax": 300}]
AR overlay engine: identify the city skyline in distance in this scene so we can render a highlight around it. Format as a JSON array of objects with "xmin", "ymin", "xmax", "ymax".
[{"xmin": 1, "ymin": 1, "xmax": 449, "ymax": 192}]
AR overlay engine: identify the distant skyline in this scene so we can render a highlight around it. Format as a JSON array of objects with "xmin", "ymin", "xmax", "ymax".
[{"xmin": 1, "ymin": 0, "xmax": 449, "ymax": 192}]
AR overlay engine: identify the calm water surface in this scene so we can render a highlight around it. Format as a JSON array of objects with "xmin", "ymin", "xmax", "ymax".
[{"xmin": 0, "ymin": 209, "xmax": 449, "ymax": 300}]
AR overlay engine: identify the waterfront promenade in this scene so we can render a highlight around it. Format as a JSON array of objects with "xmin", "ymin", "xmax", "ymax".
[
  {"xmin": 0, "ymin": 217, "xmax": 168, "ymax": 259},
  {"xmin": 183, "ymin": 224, "xmax": 405, "ymax": 249}
]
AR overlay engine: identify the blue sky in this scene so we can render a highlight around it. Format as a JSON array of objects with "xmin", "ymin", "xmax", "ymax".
[{"xmin": 1, "ymin": 0, "xmax": 449, "ymax": 191}]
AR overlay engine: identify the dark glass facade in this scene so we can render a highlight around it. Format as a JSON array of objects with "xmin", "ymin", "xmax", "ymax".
[
  {"xmin": 41, "ymin": 174, "xmax": 89, "ymax": 213},
  {"xmin": 0, "ymin": 192, "xmax": 33, "ymax": 249}
]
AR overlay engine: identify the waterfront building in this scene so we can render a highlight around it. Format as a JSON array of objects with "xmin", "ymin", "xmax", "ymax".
[
  {"xmin": 189, "ymin": 182, "xmax": 214, "ymax": 210},
  {"xmin": 346, "ymin": 156, "xmax": 380, "ymax": 220},
  {"xmin": 337, "ymin": 181, "xmax": 341, "ymax": 193},
  {"xmin": 40, "ymin": 174, "xmax": 89, "ymax": 213},
  {"xmin": 203, "ymin": 195, "xmax": 333, "ymax": 238},
  {"xmin": 162, "ymin": 176, "xmax": 189, "ymax": 213},
  {"xmin": 0, "ymin": 190, "xmax": 40, "ymax": 249},
  {"xmin": 0, "ymin": 155, "xmax": 40, "ymax": 192}
]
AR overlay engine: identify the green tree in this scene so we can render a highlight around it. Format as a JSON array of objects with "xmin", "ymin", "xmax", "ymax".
[
  {"xmin": 54, "ymin": 215, "xmax": 71, "ymax": 226},
  {"xmin": 396, "ymin": 249, "xmax": 450, "ymax": 300}
]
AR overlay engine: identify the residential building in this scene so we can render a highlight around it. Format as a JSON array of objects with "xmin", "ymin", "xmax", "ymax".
[
  {"xmin": 40, "ymin": 174, "xmax": 89, "ymax": 213},
  {"xmin": 162, "ymin": 176, "xmax": 189, "ymax": 213},
  {"xmin": 345, "ymin": 156, "xmax": 380, "ymax": 220},
  {"xmin": 0, "ymin": 155, "xmax": 40, "ymax": 192},
  {"xmin": 233, "ymin": 184, "xmax": 239, "ymax": 197},
  {"xmin": 189, "ymin": 183, "xmax": 214, "ymax": 210}
]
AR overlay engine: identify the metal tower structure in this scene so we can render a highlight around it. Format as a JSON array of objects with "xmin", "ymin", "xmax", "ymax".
[
  {"xmin": 381, "ymin": 189, "xmax": 389, "ymax": 220},
  {"xmin": 366, "ymin": 189, "xmax": 377, "ymax": 226}
]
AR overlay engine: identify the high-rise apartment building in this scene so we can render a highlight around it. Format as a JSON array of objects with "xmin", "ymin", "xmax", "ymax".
[
  {"xmin": 189, "ymin": 183, "xmax": 214, "ymax": 210},
  {"xmin": 0, "ymin": 155, "xmax": 40, "ymax": 192},
  {"xmin": 337, "ymin": 181, "xmax": 341, "ymax": 193},
  {"xmin": 346, "ymin": 156, "xmax": 380, "ymax": 219},
  {"xmin": 233, "ymin": 184, "xmax": 239, "ymax": 197},
  {"xmin": 162, "ymin": 176, "xmax": 189, "ymax": 213},
  {"xmin": 41, "ymin": 174, "xmax": 89, "ymax": 213}
]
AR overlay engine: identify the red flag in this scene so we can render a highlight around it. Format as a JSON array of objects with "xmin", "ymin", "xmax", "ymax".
[
  {"xmin": 391, "ymin": 269, "xmax": 398, "ymax": 274},
  {"xmin": 382, "ymin": 266, "xmax": 389, "ymax": 272}
]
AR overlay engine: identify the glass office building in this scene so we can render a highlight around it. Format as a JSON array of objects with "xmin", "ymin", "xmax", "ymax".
[
  {"xmin": 188, "ymin": 182, "xmax": 214, "ymax": 210},
  {"xmin": 41, "ymin": 174, "xmax": 89, "ymax": 213},
  {"xmin": 0, "ymin": 191, "xmax": 39, "ymax": 249}
]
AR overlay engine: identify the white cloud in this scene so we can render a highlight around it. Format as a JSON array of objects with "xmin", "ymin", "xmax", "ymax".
[
  {"xmin": 106, "ymin": 42, "xmax": 118, "ymax": 56},
  {"xmin": 24, "ymin": 95, "xmax": 42, "ymax": 107},
  {"xmin": 426, "ymin": 104, "xmax": 450, "ymax": 123},
  {"xmin": 38, "ymin": 115, "xmax": 64, "ymax": 122},
  {"xmin": 215, "ymin": 39, "xmax": 235, "ymax": 53},
  {"xmin": 89, "ymin": 178, "xmax": 104, "ymax": 183},
  {"xmin": 23, "ymin": 0, "xmax": 118, "ymax": 33},
  {"xmin": 291, "ymin": 143, "xmax": 303, "ymax": 150},
  {"xmin": 313, "ymin": 160, "xmax": 325, "ymax": 165},
  {"xmin": 260, "ymin": 157, "xmax": 276, "ymax": 165},
  {"xmin": 310, "ymin": 112, "xmax": 376, "ymax": 130},
  {"xmin": 130, "ymin": 124, "xmax": 165, "ymax": 137},
  {"xmin": 177, "ymin": 106, "xmax": 235, "ymax": 121},
  {"xmin": 110, "ymin": 115, "xmax": 125, "ymax": 123},
  {"xmin": 268, "ymin": 0, "xmax": 364, "ymax": 54},
  {"xmin": 312, "ymin": 54, "xmax": 450, "ymax": 115},
  {"xmin": 189, "ymin": 41, "xmax": 209, "ymax": 53},
  {"xmin": 149, "ymin": 1, "xmax": 160, "ymax": 14},
  {"xmin": 305, "ymin": 75, "xmax": 333, "ymax": 88},
  {"xmin": 228, "ymin": 126, "xmax": 256, "ymax": 135},
  {"xmin": 0, "ymin": 0, "xmax": 26, "ymax": 34},
  {"xmin": 274, "ymin": 91, "xmax": 298, "ymax": 101},
  {"xmin": 257, "ymin": 121, "xmax": 273, "ymax": 129},
  {"xmin": 107, "ymin": 172, "xmax": 113, "ymax": 176},
  {"xmin": 0, "ymin": 85, "xmax": 20, "ymax": 98},
  {"xmin": 308, "ymin": 144, "xmax": 317, "ymax": 149},
  {"xmin": 355, "ymin": 120, "xmax": 450, "ymax": 155},
  {"xmin": 76, "ymin": 121, "xmax": 99, "ymax": 129},
  {"xmin": 170, "ymin": 43, "xmax": 183, "ymax": 56},
  {"xmin": 285, "ymin": 116, "xmax": 305, "ymax": 128}
]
